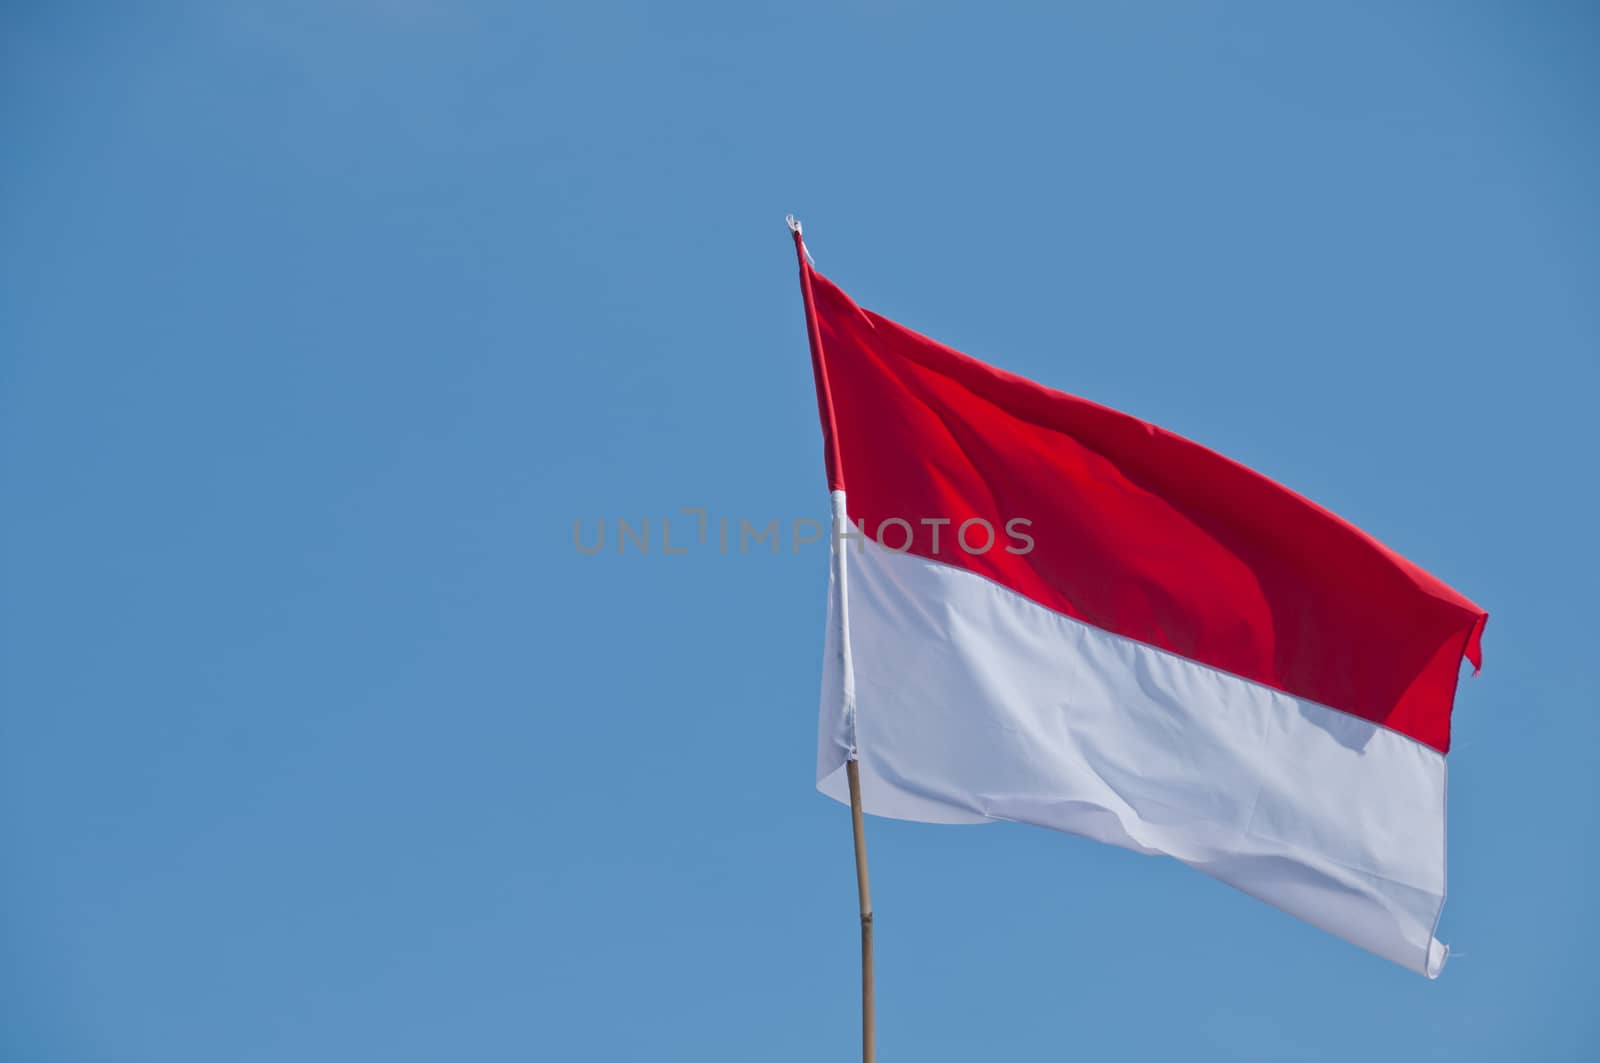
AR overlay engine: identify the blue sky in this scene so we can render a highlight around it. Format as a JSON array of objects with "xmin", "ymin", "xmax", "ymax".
[{"xmin": 3, "ymin": 2, "xmax": 1596, "ymax": 1059}]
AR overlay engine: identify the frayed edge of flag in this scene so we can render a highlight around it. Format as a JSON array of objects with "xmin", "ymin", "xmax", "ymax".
[{"xmin": 1464, "ymin": 613, "xmax": 1488, "ymax": 676}]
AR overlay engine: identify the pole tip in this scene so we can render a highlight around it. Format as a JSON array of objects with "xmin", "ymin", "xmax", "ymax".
[{"xmin": 785, "ymin": 214, "xmax": 803, "ymax": 236}]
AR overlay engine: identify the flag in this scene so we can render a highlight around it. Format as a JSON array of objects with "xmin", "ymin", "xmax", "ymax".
[{"xmin": 796, "ymin": 240, "xmax": 1487, "ymax": 977}]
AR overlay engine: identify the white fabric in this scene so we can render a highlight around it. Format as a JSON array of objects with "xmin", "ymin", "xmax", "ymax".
[{"xmin": 816, "ymin": 492, "xmax": 1449, "ymax": 976}]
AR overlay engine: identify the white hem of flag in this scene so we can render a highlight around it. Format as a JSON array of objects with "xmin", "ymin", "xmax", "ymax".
[{"xmin": 816, "ymin": 492, "xmax": 1449, "ymax": 977}]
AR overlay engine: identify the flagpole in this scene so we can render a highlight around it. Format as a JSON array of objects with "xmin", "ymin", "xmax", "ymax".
[
  {"xmin": 847, "ymin": 759, "xmax": 876, "ymax": 1063},
  {"xmin": 787, "ymin": 215, "xmax": 844, "ymax": 490},
  {"xmin": 788, "ymin": 214, "xmax": 874, "ymax": 1063}
]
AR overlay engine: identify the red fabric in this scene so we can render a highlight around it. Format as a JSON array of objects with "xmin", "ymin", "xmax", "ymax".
[
  {"xmin": 792, "ymin": 232, "xmax": 845, "ymax": 490},
  {"xmin": 804, "ymin": 265, "xmax": 1486, "ymax": 753}
]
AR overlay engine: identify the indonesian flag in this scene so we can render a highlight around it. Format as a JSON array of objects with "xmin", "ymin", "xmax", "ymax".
[{"xmin": 794, "ymin": 231, "xmax": 1487, "ymax": 977}]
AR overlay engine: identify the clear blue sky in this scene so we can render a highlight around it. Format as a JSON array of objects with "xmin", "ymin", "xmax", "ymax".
[{"xmin": 3, "ymin": 3, "xmax": 1596, "ymax": 1059}]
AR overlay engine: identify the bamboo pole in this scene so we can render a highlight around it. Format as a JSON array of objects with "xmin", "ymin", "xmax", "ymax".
[
  {"xmin": 788, "ymin": 215, "xmax": 874, "ymax": 1061},
  {"xmin": 847, "ymin": 758, "xmax": 875, "ymax": 1063}
]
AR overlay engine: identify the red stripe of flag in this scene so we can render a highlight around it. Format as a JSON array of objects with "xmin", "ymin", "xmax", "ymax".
[{"xmin": 806, "ymin": 265, "xmax": 1486, "ymax": 753}]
